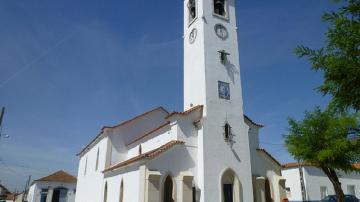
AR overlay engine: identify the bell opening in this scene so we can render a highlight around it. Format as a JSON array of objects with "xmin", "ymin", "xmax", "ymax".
[
  {"xmin": 188, "ymin": 0, "xmax": 196, "ymax": 21},
  {"xmin": 214, "ymin": 0, "xmax": 226, "ymax": 16}
]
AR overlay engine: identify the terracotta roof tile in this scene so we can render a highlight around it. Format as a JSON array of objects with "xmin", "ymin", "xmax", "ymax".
[
  {"xmin": 77, "ymin": 107, "xmax": 168, "ymax": 156},
  {"xmin": 282, "ymin": 162, "xmax": 315, "ymax": 168},
  {"xmin": 34, "ymin": 170, "xmax": 77, "ymax": 183},
  {"xmin": 256, "ymin": 148, "xmax": 281, "ymax": 167},
  {"xmin": 281, "ymin": 162, "xmax": 360, "ymax": 169},
  {"xmin": 5, "ymin": 193, "xmax": 15, "ymax": 200},
  {"xmin": 165, "ymin": 105, "xmax": 203, "ymax": 119},
  {"xmin": 244, "ymin": 115, "xmax": 264, "ymax": 128},
  {"xmin": 103, "ymin": 140, "xmax": 185, "ymax": 173}
]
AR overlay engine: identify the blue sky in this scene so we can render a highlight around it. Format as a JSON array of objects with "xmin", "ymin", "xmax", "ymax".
[{"xmin": 0, "ymin": 0, "xmax": 338, "ymax": 191}]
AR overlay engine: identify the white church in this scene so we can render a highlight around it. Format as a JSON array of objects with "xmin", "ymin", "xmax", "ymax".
[{"xmin": 75, "ymin": 1, "xmax": 287, "ymax": 202}]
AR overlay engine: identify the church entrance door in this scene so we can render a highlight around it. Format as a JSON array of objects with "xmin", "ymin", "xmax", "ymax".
[{"xmin": 163, "ymin": 176, "xmax": 174, "ymax": 202}]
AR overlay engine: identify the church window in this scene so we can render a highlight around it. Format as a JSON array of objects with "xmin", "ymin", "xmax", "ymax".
[
  {"xmin": 139, "ymin": 145, "xmax": 142, "ymax": 155},
  {"xmin": 104, "ymin": 182, "xmax": 108, "ymax": 202},
  {"xmin": 119, "ymin": 180, "xmax": 124, "ymax": 202},
  {"xmin": 218, "ymin": 81, "xmax": 230, "ymax": 100},
  {"xmin": 84, "ymin": 157, "xmax": 87, "ymax": 176},
  {"xmin": 213, "ymin": 0, "xmax": 227, "ymax": 17},
  {"xmin": 95, "ymin": 148, "xmax": 99, "ymax": 171},
  {"xmin": 224, "ymin": 123, "xmax": 231, "ymax": 140},
  {"xmin": 187, "ymin": 0, "xmax": 197, "ymax": 23}
]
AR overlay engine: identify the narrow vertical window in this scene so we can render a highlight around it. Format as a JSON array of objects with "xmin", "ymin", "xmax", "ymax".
[
  {"xmin": 188, "ymin": 0, "xmax": 196, "ymax": 23},
  {"xmin": 320, "ymin": 186, "xmax": 327, "ymax": 199},
  {"xmin": 214, "ymin": 0, "xmax": 227, "ymax": 17},
  {"xmin": 347, "ymin": 185, "xmax": 355, "ymax": 195},
  {"xmin": 104, "ymin": 182, "xmax": 108, "ymax": 202},
  {"xmin": 119, "ymin": 180, "xmax": 124, "ymax": 202},
  {"xmin": 95, "ymin": 148, "xmax": 99, "ymax": 171},
  {"xmin": 139, "ymin": 145, "xmax": 142, "ymax": 155},
  {"xmin": 84, "ymin": 157, "xmax": 87, "ymax": 176}
]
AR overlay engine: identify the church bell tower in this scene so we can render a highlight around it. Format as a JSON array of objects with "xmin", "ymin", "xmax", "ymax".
[{"xmin": 183, "ymin": 0, "xmax": 254, "ymax": 201}]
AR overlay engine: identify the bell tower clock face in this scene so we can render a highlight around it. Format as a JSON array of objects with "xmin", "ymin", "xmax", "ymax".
[
  {"xmin": 214, "ymin": 24, "xmax": 228, "ymax": 40},
  {"xmin": 189, "ymin": 28, "xmax": 197, "ymax": 44}
]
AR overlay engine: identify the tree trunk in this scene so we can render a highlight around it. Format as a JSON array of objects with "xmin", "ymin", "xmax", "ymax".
[{"xmin": 321, "ymin": 167, "xmax": 345, "ymax": 202}]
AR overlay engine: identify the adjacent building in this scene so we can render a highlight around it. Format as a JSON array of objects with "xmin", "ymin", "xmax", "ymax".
[
  {"xmin": 282, "ymin": 163, "xmax": 360, "ymax": 202},
  {"xmin": 27, "ymin": 170, "xmax": 77, "ymax": 202}
]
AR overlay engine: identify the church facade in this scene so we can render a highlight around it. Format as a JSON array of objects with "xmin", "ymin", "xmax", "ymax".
[{"xmin": 75, "ymin": 1, "xmax": 286, "ymax": 202}]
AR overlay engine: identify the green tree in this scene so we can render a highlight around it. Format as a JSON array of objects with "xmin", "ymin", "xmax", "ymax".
[
  {"xmin": 295, "ymin": 0, "xmax": 360, "ymax": 111},
  {"xmin": 285, "ymin": 106, "xmax": 360, "ymax": 202}
]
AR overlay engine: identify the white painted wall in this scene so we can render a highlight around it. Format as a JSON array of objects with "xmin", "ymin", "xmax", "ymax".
[
  {"xmin": 109, "ymin": 109, "xmax": 168, "ymax": 166},
  {"xmin": 103, "ymin": 170, "xmax": 140, "ymax": 202},
  {"xmin": 183, "ymin": 0, "xmax": 254, "ymax": 201},
  {"xmin": 282, "ymin": 168, "xmax": 303, "ymax": 202},
  {"xmin": 283, "ymin": 166, "xmax": 360, "ymax": 202},
  {"xmin": 75, "ymin": 137, "xmax": 109, "ymax": 202},
  {"xmin": 27, "ymin": 181, "xmax": 76, "ymax": 202}
]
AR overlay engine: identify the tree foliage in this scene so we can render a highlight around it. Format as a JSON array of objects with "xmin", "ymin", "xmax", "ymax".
[
  {"xmin": 285, "ymin": 107, "xmax": 360, "ymax": 173},
  {"xmin": 295, "ymin": 0, "xmax": 360, "ymax": 111}
]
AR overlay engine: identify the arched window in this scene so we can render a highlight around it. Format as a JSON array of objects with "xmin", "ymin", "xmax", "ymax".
[
  {"xmin": 221, "ymin": 169, "xmax": 241, "ymax": 202},
  {"xmin": 95, "ymin": 148, "xmax": 99, "ymax": 171},
  {"xmin": 119, "ymin": 180, "xmax": 124, "ymax": 202},
  {"xmin": 214, "ymin": 0, "xmax": 226, "ymax": 17},
  {"xmin": 188, "ymin": 0, "xmax": 196, "ymax": 23},
  {"xmin": 104, "ymin": 182, "xmax": 108, "ymax": 202},
  {"xmin": 163, "ymin": 176, "xmax": 175, "ymax": 202}
]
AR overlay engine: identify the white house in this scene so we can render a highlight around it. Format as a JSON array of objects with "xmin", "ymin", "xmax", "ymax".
[
  {"xmin": 27, "ymin": 171, "xmax": 77, "ymax": 202},
  {"xmin": 75, "ymin": 0, "xmax": 287, "ymax": 202},
  {"xmin": 282, "ymin": 163, "xmax": 360, "ymax": 202}
]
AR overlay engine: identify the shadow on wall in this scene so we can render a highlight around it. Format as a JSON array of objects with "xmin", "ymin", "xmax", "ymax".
[{"xmin": 225, "ymin": 61, "xmax": 239, "ymax": 84}]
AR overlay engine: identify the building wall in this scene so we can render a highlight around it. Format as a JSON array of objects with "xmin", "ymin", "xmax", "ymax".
[
  {"xmin": 27, "ymin": 182, "xmax": 76, "ymax": 202},
  {"xmin": 127, "ymin": 125, "xmax": 174, "ymax": 159},
  {"xmin": 103, "ymin": 169, "xmax": 140, "ymax": 202},
  {"xmin": 282, "ymin": 168, "xmax": 303, "ymax": 202},
  {"xmin": 109, "ymin": 109, "xmax": 168, "ymax": 166},
  {"xmin": 283, "ymin": 166, "xmax": 360, "ymax": 202},
  {"xmin": 304, "ymin": 167, "xmax": 360, "ymax": 201},
  {"xmin": 75, "ymin": 137, "xmax": 109, "ymax": 202},
  {"xmin": 248, "ymin": 125, "xmax": 285, "ymax": 202}
]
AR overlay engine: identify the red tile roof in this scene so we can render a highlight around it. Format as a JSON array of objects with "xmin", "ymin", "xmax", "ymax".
[
  {"xmin": 282, "ymin": 162, "xmax": 360, "ymax": 170},
  {"xmin": 34, "ymin": 170, "xmax": 77, "ymax": 183},
  {"xmin": 5, "ymin": 193, "xmax": 15, "ymax": 200},
  {"xmin": 103, "ymin": 140, "xmax": 185, "ymax": 173},
  {"xmin": 77, "ymin": 107, "xmax": 168, "ymax": 156},
  {"xmin": 256, "ymin": 148, "xmax": 281, "ymax": 167},
  {"xmin": 282, "ymin": 162, "xmax": 316, "ymax": 168},
  {"xmin": 165, "ymin": 105, "xmax": 203, "ymax": 119},
  {"xmin": 244, "ymin": 115, "xmax": 264, "ymax": 128}
]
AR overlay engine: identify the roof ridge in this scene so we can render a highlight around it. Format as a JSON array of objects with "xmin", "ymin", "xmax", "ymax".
[
  {"xmin": 126, "ymin": 121, "xmax": 170, "ymax": 146},
  {"xmin": 34, "ymin": 170, "xmax": 77, "ymax": 183},
  {"xmin": 244, "ymin": 115, "xmax": 264, "ymax": 128},
  {"xmin": 103, "ymin": 140, "xmax": 185, "ymax": 173},
  {"xmin": 165, "ymin": 105, "xmax": 203, "ymax": 119},
  {"xmin": 256, "ymin": 148, "xmax": 281, "ymax": 167},
  {"xmin": 78, "ymin": 106, "xmax": 168, "ymax": 156}
]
